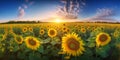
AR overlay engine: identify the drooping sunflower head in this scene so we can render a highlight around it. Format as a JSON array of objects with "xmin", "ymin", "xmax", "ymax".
[
  {"xmin": 96, "ymin": 32, "xmax": 111, "ymax": 47},
  {"xmin": 48, "ymin": 28, "xmax": 57, "ymax": 38},
  {"xmin": 25, "ymin": 36, "xmax": 40, "ymax": 50},
  {"xmin": 40, "ymin": 29, "xmax": 45, "ymax": 35},
  {"xmin": 15, "ymin": 35, "xmax": 23, "ymax": 44},
  {"xmin": 62, "ymin": 33, "xmax": 85, "ymax": 56}
]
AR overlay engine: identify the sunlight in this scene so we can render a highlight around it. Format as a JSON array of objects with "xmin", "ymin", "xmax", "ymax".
[{"xmin": 54, "ymin": 19, "xmax": 62, "ymax": 23}]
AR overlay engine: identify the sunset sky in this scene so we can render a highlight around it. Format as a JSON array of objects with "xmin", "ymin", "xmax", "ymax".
[{"xmin": 0, "ymin": 0, "xmax": 120, "ymax": 22}]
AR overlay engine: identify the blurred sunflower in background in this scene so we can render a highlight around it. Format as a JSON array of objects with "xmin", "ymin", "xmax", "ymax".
[
  {"xmin": 96, "ymin": 32, "xmax": 111, "ymax": 47},
  {"xmin": 40, "ymin": 29, "xmax": 45, "ymax": 35},
  {"xmin": 48, "ymin": 28, "xmax": 57, "ymax": 38},
  {"xmin": 29, "ymin": 27, "xmax": 33, "ymax": 32},
  {"xmin": 62, "ymin": 33, "xmax": 85, "ymax": 56},
  {"xmin": 62, "ymin": 27, "xmax": 70, "ymax": 34},
  {"xmin": 22, "ymin": 27, "xmax": 27, "ymax": 32},
  {"xmin": 80, "ymin": 28, "xmax": 86, "ymax": 33},
  {"xmin": 15, "ymin": 35, "xmax": 23, "ymax": 44},
  {"xmin": 0, "ymin": 34, "xmax": 6, "ymax": 41},
  {"xmin": 113, "ymin": 30, "xmax": 119, "ymax": 38},
  {"xmin": 62, "ymin": 27, "xmax": 67, "ymax": 32},
  {"xmin": 25, "ymin": 36, "xmax": 40, "ymax": 50}
]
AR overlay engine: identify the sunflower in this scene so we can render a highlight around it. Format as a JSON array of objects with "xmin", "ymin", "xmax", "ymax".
[
  {"xmin": 113, "ymin": 31, "xmax": 119, "ymax": 38},
  {"xmin": 40, "ymin": 29, "xmax": 45, "ymax": 35},
  {"xmin": 25, "ymin": 36, "xmax": 40, "ymax": 50},
  {"xmin": 80, "ymin": 28, "xmax": 86, "ymax": 33},
  {"xmin": 0, "ymin": 34, "xmax": 6, "ymax": 41},
  {"xmin": 29, "ymin": 27, "xmax": 33, "ymax": 32},
  {"xmin": 48, "ymin": 28, "xmax": 57, "ymax": 38},
  {"xmin": 62, "ymin": 27, "xmax": 67, "ymax": 32},
  {"xmin": 22, "ymin": 27, "xmax": 27, "ymax": 32},
  {"xmin": 62, "ymin": 33, "xmax": 85, "ymax": 56},
  {"xmin": 96, "ymin": 32, "xmax": 111, "ymax": 47},
  {"xmin": 62, "ymin": 27, "xmax": 70, "ymax": 34},
  {"xmin": 63, "ymin": 23, "xmax": 66, "ymax": 26},
  {"xmin": 15, "ymin": 35, "xmax": 23, "ymax": 44}
]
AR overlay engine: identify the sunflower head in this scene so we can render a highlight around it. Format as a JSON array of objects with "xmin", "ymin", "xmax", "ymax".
[
  {"xmin": 63, "ymin": 23, "xmax": 66, "ymax": 26},
  {"xmin": 0, "ymin": 34, "xmax": 6, "ymax": 41},
  {"xmin": 62, "ymin": 27, "xmax": 70, "ymax": 34},
  {"xmin": 15, "ymin": 35, "xmax": 23, "ymax": 44},
  {"xmin": 25, "ymin": 36, "xmax": 40, "ymax": 50},
  {"xmin": 29, "ymin": 27, "xmax": 33, "ymax": 32},
  {"xmin": 81, "ymin": 28, "xmax": 86, "ymax": 33},
  {"xmin": 48, "ymin": 28, "xmax": 57, "ymax": 38},
  {"xmin": 22, "ymin": 27, "xmax": 27, "ymax": 32},
  {"xmin": 96, "ymin": 32, "xmax": 111, "ymax": 47},
  {"xmin": 62, "ymin": 33, "xmax": 85, "ymax": 56},
  {"xmin": 62, "ymin": 27, "xmax": 67, "ymax": 31},
  {"xmin": 40, "ymin": 29, "xmax": 45, "ymax": 35},
  {"xmin": 113, "ymin": 31, "xmax": 119, "ymax": 38}
]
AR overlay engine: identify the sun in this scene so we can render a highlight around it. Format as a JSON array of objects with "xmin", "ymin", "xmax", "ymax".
[{"xmin": 55, "ymin": 19, "xmax": 62, "ymax": 23}]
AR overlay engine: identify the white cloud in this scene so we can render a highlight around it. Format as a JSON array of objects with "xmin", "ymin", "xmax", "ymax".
[
  {"xmin": 84, "ymin": 8, "xmax": 117, "ymax": 22},
  {"xmin": 57, "ymin": 0, "xmax": 85, "ymax": 19},
  {"xmin": 17, "ymin": 0, "xmax": 34, "ymax": 19},
  {"xmin": 17, "ymin": 6, "xmax": 25, "ymax": 19}
]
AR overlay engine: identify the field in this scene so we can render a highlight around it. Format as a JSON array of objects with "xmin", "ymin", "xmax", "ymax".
[{"xmin": 0, "ymin": 22, "xmax": 120, "ymax": 60}]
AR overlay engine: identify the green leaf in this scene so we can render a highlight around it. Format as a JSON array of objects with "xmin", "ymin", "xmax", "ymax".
[
  {"xmin": 17, "ymin": 52, "xmax": 26, "ymax": 59},
  {"xmin": 24, "ymin": 48, "xmax": 31, "ymax": 53},
  {"xmin": 96, "ymin": 45, "xmax": 110, "ymax": 58},
  {"xmin": 13, "ymin": 46, "xmax": 19, "ymax": 52},
  {"xmin": 84, "ymin": 48, "xmax": 93, "ymax": 56},
  {"xmin": 38, "ymin": 46, "xmax": 44, "ymax": 53},
  {"xmin": 42, "ymin": 56, "xmax": 49, "ymax": 60},
  {"xmin": 29, "ymin": 53, "xmax": 41, "ymax": 60},
  {"xmin": 88, "ymin": 43, "xmax": 95, "ymax": 48},
  {"xmin": 43, "ymin": 38, "xmax": 50, "ymax": 43},
  {"xmin": 51, "ymin": 40, "xmax": 57, "ymax": 46}
]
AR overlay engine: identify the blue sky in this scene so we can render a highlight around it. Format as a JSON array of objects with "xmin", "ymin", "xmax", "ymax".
[{"xmin": 0, "ymin": 0, "xmax": 120, "ymax": 22}]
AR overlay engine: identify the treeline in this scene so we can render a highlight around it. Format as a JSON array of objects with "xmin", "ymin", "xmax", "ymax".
[{"xmin": 3, "ymin": 20, "xmax": 42, "ymax": 24}]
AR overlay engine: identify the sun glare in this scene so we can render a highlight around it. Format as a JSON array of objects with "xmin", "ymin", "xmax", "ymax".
[{"xmin": 55, "ymin": 19, "xmax": 61, "ymax": 23}]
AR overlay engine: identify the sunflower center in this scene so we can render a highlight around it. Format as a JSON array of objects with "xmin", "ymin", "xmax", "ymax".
[
  {"xmin": 17, "ymin": 39, "xmax": 22, "ymax": 42},
  {"xmin": 16, "ymin": 37, "xmax": 22, "ymax": 42},
  {"xmin": 99, "ymin": 34, "xmax": 108, "ymax": 42},
  {"xmin": 28, "ymin": 38, "xmax": 36, "ymax": 46},
  {"xmin": 41, "ymin": 31, "xmax": 43, "ymax": 33},
  {"xmin": 63, "ymin": 28, "xmax": 66, "ymax": 30},
  {"xmin": 50, "ymin": 30, "xmax": 55, "ymax": 35},
  {"xmin": 24, "ymin": 29, "xmax": 26, "ymax": 31},
  {"xmin": 67, "ymin": 38, "xmax": 79, "ymax": 51}
]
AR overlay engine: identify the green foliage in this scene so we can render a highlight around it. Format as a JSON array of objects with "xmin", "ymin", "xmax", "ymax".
[{"xmin": 12, "ymin": 27, "xmax": 22, "ymax": 35}]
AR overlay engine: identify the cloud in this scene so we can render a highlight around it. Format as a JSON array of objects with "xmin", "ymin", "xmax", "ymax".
[
  {"xmin": 57, "ymin": 0, "xmax": 85, "ymax": 19},
  {"xmin": 17, "ymin": 0, "xmax": 34, "ymax": 19},
  {"xmin": 29, "ymin": 1, "xmax": 35, "ymax": 6},
  {"xmin": 84, "ymin": 8, "xmax": 117, "ymax": 22},
  {"xmin": 22, "ymin": 4, "xmax": 28, "ymax": 9},
  {"xmin": 95, "ymin": 8, "xmax": 114, "ymax": 18},
  {"xmin": 17, "ymin": 6, "xmax": 25, "ymax": 18}
]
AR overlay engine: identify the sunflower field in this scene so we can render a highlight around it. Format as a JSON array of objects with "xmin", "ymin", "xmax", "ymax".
[{"xmin": 0, "ymin": 23, "xmax": 120, "ymax": 60}]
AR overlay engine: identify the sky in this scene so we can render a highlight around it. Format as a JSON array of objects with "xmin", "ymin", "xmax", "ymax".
[{"xmin": 0, "ymin": 0, "xmax": 120, "ymax": 22}]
